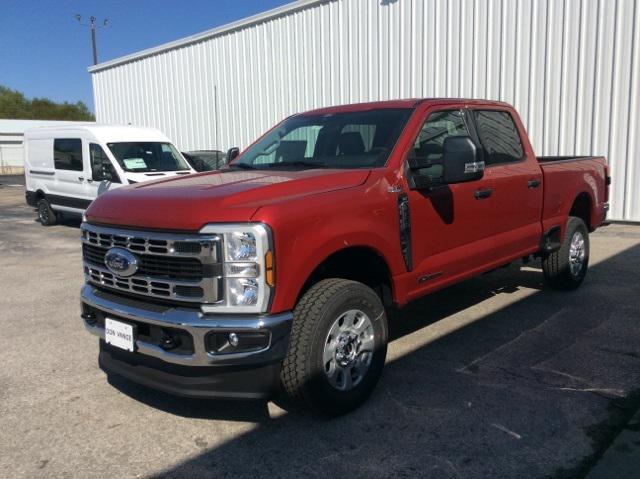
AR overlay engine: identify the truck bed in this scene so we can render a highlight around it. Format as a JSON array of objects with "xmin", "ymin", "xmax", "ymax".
[
  {"xmin": 538, "ymin": 155, "xmax": 608, "ymax": 233},
  {"xmin": 537, "ymin": 155, "xmax": 603, "ymax": 164}
]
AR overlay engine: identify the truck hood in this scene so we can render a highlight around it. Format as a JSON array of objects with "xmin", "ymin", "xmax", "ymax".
[{"xmin": 85, "ymin": 168, "xmax": 370, "ymax": 231}]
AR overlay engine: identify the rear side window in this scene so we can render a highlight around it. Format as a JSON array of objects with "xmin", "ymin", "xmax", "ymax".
[
  {"xmin": 54, "ymin": 139, "xmax": 84, "ymax": 171},
  {"xmin": 473, "ymin": 110, "xmax": 524, "ymax": 165}
]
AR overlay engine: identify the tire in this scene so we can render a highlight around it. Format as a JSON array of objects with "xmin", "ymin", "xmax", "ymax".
[
  {"xmin": 280, "ymin": 278, "xmax": 388, "ymax": 415},
  {"xmin": 37, "ymin": 198, "xmax": 57, "ymax": 226},
  {"xmin": 542, "ymin": 216, "xmax": 589, "ymax": 290}
]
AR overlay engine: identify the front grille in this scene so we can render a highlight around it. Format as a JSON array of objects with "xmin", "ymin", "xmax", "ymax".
[
  {"xmin": 83, "ymin": 244, "xmax": 203, "ymax": 281},
  {"xmin": 81, "ymin": 223, "xmax": 222, "ymax": 303}
]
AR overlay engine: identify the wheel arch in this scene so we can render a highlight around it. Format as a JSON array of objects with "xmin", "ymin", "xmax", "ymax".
[
  {"xmin": 296, "ymin": 245, "xmax": 395, "ymax": 308},
  {"xmin": 569, "ymin": 192, "xmax": 593, "ymax": 230}
]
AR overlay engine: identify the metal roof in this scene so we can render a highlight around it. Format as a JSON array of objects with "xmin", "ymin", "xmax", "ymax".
[{"xmin": 87, "ymin": 0, "xmax": 328, "ymax": 73}]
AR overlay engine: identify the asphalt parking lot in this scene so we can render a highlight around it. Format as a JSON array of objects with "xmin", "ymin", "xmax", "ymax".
[{"xmin": 1, "ymin": 176, "xmax": 639, "ymax": 478}]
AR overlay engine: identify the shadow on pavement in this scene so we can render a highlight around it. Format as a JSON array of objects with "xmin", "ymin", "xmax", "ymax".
[{"xmin": 109, "ymin": 245, "xmax": 640, "ymax": 478}]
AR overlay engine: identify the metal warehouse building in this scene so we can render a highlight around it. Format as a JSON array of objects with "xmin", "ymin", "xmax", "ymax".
[{"xmin": 89, "ymin": 0, "xmax": 640, "ymax": 222}]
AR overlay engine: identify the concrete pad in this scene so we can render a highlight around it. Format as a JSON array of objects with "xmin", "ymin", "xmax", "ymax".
[{"xmin": 1, "ymin": 184, "xmax": 639, "ymax": 478}]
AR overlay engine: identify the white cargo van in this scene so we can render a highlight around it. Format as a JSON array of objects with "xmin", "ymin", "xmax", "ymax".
[{"xmin": 24, "ymin": 125, "xmax": 195, "ymax": 225}]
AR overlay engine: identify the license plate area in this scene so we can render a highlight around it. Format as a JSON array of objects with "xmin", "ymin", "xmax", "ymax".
[{"xmin": 104, "ymin": 318, "xmax": 136, "ymax": 352}]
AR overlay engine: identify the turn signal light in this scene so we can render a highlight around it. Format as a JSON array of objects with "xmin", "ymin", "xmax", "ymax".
[{"xmin": 265, "ymin": 250, "xmax": 274, "ymax": 287}]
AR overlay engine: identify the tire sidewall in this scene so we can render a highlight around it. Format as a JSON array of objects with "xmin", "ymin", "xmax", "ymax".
[
  {"xmin": 566, "ymin": 218, "xmax": 590, "ymax": 283},
  {"xmin": 37, "ymin": 199, "xmax": 53, "ymax": 226},
  {"xmin": 304, "ymin": 284, "xmax": 388, "ymax": 413}
]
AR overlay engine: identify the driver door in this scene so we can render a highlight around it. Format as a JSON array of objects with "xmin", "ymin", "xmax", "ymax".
[
  {"xmin": 405, "ymin": 108, "xmax": 496, "ymax": 298},
  {"xmin": 85, "ymin": 143, "xmax": 122, "ymax": 200}
]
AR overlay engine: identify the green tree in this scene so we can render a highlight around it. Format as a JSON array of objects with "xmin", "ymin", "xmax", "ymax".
[{"xmin": 0, "ymin": 85, "xmax": 95, "ymax": 121}]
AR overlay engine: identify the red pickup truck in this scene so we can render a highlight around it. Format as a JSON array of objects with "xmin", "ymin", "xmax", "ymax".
[{"xmin": 81, "ymin": 99, "xmax": 609, "ymax": 414}]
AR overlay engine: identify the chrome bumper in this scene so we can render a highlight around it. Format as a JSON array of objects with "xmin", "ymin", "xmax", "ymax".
[{"xmin": 81, "ymin": 285, "xmax": 292, "ymax": 367}]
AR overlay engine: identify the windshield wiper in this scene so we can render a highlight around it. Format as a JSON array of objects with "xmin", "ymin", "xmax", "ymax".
[
  {"xmin": 226, "ymin": 163, "xmax": 257, "ymax": 170},
  {"xmin": 265, "ymin": 161, "xmax": 325, "ymax": 169}
]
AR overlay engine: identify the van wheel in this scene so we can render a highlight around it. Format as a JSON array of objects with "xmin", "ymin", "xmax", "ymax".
[
  {"xmin": 37, "ymin": 199, "xmax": 57, "ymax": 226},
  {"xmin": 280, "ymin": 278, "xmax": 388, "ymax": 415},
  {"xmin": 542, "ymin": 216, "xmax": 589, "ymax": 290}
]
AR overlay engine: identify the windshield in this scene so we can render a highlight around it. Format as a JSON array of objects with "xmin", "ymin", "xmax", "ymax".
[
  {"xmin": 107, "ymin": 142, "xmax": 191, "ymax": 173},
  {"xmin": 183, "ymin": 151, "xmax": 226, "ymax": 171},
  {"xmin": 231, "ymin": 108, "xmax": 413, "ymax": 170}
]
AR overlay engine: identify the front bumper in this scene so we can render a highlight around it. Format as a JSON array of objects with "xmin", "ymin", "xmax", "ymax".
[
  {"xmin": 81, "ymin": 285, "xmax": 293, "ymax": 399},
  {"xmin": 25, "ymin": 190, "xmax": 37, "ymax": 207}
]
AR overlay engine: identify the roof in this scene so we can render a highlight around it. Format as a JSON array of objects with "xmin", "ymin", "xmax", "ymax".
[
  {"xmin": 300, "ymin": 98, "xmax": 513, "ymax": 115},
  {"xmin": 23, "ymin": 124, "xmax": 171, "ymax": 144},
  {"xmin": 88, "ymin": 0, "xmax": 327, "ymax": 73},
  {"xmin": 0, "ymin": 119, "xmax": 94, "ymax": 135}
]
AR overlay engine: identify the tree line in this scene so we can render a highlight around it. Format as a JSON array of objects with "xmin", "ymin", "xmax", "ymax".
[{"xmin": 0, "ymin": 85, "xmax": 95, "ymax": 121}]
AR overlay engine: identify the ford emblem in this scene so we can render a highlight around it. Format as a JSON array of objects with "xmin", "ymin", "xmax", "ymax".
[{"xmin": 104, "ymin": 247, "xmax": 139, "ymax": 277}]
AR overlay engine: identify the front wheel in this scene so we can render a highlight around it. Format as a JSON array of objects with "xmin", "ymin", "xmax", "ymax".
[
  {"xmin": 280, "ymin": 278, "xmax": 388, "ymax": 415},
  {"xmin": 542, "ymin": 216, "xmax": 589, "ymax": 290}
]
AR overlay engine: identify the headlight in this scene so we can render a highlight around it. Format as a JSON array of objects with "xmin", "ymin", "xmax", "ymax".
[
  {"xmin": 199, "ymin": 223, "xmax": 273, "ymax": 314},
  {"xmin": 225, "ymin": 232, "xmax": 257, "ymax": 261}
]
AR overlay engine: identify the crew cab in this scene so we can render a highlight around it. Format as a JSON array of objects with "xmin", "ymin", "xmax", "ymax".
[{"xmin": 80, "ymin": 99, "xmax": 609, "ymax": 415}]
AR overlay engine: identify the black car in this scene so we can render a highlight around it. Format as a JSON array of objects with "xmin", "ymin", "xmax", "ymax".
[{"xmin": 182, "ymin": 150, "xmax": 227, "ymax": 172}]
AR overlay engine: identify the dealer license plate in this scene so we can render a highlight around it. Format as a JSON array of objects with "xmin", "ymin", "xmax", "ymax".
[{"xmin": 104, "ymin": 318, "xmax": 136, "ymax": 352}]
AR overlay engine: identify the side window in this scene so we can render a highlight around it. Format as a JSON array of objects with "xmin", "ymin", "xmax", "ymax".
[
  {"xmin": 90, "ymin": 143, "xmax": 120, "ymax": 183},
  {"xmin": 412, "ymin": 110, "xmax": 469, "ymax": 178},
  {"xmin": 473, "ymin": 110, "xmax": 524, "ymax": 165},
  {"xmin": 54, "ymin": 138, "xmax": 84, "ymax": 171}
]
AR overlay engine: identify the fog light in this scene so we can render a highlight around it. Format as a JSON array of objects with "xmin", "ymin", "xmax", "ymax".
[
  {"xmin": 205, "ymin": 331, "xmax": 270, "ymax": 354},
  {"xmin": 160, "ymin": 333, "xmax": 177, "ymax": 350}
]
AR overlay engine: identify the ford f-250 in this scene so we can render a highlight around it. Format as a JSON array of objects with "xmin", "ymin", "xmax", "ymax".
[{"xmin": 80, "ymin": 99, "xmax": 609, "ymax": 415}]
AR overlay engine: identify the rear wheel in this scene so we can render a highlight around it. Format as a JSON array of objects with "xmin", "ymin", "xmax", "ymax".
[
  {"xmin": 280, "ymin": 278, "xmax": 388, "ymax": 415},
  {"xmin": 542, "ymin": 216, "xmax": 589, "ymax": 290},
  {"xmin": 37, "ymin": 198, "xmax": 57, "ymax": 226}
]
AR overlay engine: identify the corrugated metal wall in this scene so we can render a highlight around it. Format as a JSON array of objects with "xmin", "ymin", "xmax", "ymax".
[{"xmin": 91, "ymin": 0, "xmax": 640, "ymax": 221}]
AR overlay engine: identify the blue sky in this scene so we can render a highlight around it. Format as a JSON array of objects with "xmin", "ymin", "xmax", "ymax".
[{"xmin": 0, "ymin": 0, "xmax": 291, "ymax": 112}]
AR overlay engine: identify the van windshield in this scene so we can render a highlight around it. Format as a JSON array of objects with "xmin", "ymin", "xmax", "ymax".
[
  {"xmin": 230, "ymin": 108, "xmax": 413, "ymax": 170},
  {"xmin": 107, "ymin": 142, "xmax": 191, "ymax": 172}
]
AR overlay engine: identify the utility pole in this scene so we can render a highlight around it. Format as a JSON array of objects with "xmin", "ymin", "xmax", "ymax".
[{"xmin": 76, "ymin": 15, "xmax": 108, "ymax": 65}]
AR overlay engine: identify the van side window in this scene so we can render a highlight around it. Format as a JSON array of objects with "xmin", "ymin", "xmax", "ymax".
[
  {"xmin": 54, "ymin": 139, "xmax": 84, "ymax": 171},
  {"xmin": 412, "ymin": 110, "xmax": 469, "ymax": 179},
  {"xmin": 472, "ymin": 110, "xmax": 524, "ymax": 165},
  {"xmin": 90, "ymin": 143, "xmax": 120, "ymax": 183}
]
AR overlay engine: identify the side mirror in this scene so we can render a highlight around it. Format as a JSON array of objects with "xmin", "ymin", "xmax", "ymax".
[
  {"xmin": 442, "ymin": 136, "xmax": 484, "ymax": 183},
  {"xmin": 226, "ymin": 147, "xmax": 240, "ymax": 163}
]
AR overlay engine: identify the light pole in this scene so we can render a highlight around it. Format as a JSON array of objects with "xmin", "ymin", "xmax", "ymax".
[{"xmin": 76, "ymin": 14, "xmax": 108, "ymax": 65}]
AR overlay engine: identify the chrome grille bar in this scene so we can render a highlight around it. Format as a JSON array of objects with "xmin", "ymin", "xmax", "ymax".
[{"xmin": 81, "ymin": 223, "xmax": 220, "ymax": 262}]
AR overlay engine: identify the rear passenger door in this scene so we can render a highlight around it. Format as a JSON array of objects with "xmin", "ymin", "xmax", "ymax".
[{"xmin": 470, "ymin": 109, "xmax": 543, "ymax": 259}]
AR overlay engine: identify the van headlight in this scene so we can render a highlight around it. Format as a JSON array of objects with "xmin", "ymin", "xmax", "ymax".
[{"xmin": 199, "ymin": 223, "xmax": 273, "ymax": 314}]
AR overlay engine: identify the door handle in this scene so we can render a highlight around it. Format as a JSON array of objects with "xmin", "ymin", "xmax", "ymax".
[
  {"xmin": 527, "ymin": 179, "xmax": 541, "ymax": 188},
  {"xmin": 474, "ymin": 188, "xmax": 493, "ymax": 200},
  {"xmin": 78, "ymin": 176, "xmax": 85, "ymax": 182},
  {"xmin": 86, "ymin": 179, "xmax": 93, "ymax": 183}
]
